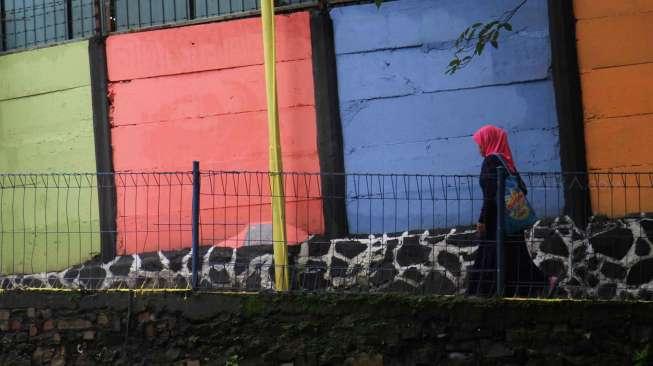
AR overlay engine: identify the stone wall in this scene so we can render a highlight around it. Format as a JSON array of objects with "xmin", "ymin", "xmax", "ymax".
[
  {"xmin": 2, "ymin": 214, "xmax": 653, "ymax": 300},
  {"xmin": 0, "ymin": 292, "xmax": 651, "ymax": 365}
]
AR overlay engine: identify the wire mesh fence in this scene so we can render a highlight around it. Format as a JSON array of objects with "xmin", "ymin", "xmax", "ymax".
[
  {"xmin": 0, "ymin": 0, "xmax": 319, "ymax": 52},
  {"xmin": 0, "ymin": 168, "xmax": 652, "ymax": 300},
  {"xmin": 109, "ymin": 0, "xmax": 317, "ymax": 32},
  {"xmin": 0, "ymin": 0, "xmax": 96, "ymax": 51}
]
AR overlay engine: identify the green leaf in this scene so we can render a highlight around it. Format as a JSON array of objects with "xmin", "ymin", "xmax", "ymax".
[
  {"xmin": 480, "ymin": 20, "xmax": 500, "ymax": 38},
  {"xmin": 462, "ymin": 28, "xmax": 470, "ymax": 38},
  {"xmin": 448, "ymin": 59, "xmax": 460, "ymax": 67},
  {"xmin": 504, "ymin": 23, "xmax": 513, "ymax": 31},
  {"xmin": 491, "ymin": 30, "xmax": 500, "ymax": 48},
  {"xmin": 475, "ymin": 41, "xmax": 486, "ymax": 55},
  {"xmin": 374, "ymin": 0, "xmax": 383, "ymax": 8}
]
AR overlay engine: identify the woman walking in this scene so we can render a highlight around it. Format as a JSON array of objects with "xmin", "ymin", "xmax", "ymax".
[{"xmin": 466, "ymin": 125, "xmax": 557, "ymax": 297}]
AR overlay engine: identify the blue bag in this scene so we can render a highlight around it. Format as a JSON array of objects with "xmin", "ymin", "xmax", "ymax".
[{"xmin": 494, "ymin": 155, "xmax": 537, "ymax": 235}]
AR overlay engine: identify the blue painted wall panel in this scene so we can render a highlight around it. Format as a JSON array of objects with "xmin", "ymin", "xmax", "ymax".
[
  {"xmin": 336, "ymin": 34, "xmax": 552, "ymax": 102},
  {"xmin": 331, "ymin": 0, "xmax": 562, "ymax": 233},
  {"xmin": 331, "ymin": 0, "xmax": 551, "ymax": 55}
]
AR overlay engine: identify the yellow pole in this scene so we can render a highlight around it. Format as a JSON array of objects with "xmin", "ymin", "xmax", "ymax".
[{"xmin": 261, "ymin": 0, "xmax": 289, "ymax": 291}]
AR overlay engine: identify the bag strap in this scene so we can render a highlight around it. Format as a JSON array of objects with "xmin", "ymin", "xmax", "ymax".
[
  {"xmin": 491, "ymin": 154, "xmax": 530, "ymax": 196},
  {"xmin": 490, "ymin": 154, "xmax": 516, "ymax": 177}
]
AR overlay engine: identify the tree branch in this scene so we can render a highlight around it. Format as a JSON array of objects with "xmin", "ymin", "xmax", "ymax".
[{"xmin": 446, "ymin": 0, "xmax": 527, "ymax": 75}]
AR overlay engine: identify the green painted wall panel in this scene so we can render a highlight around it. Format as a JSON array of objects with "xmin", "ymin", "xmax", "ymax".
[
  {"xmin": 0, "ymin": 41, "xmax": 99, "ymax": 274},
  {"xmin": 0, "ymin": 87, "xmax": 95, "ymax": 172},
  {"xmin": 0, "ymin": 174, "xmax": 101, "ymax": 275},
  {"xmin": 0, "ymin": 41, "xmax": 91, "ymax": 102}
]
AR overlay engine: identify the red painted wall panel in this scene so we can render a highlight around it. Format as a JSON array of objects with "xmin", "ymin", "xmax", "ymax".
[
  {"xmin": 106, "ymin": 13, "xmax": 311, "ymax": 81},
  {"xmin": 106, "ymin": 12, "xmax": 323, "ymax": 255},
  {"xmin": 109, "ymin": 60, "xmax": 315, "ymax": 129}
]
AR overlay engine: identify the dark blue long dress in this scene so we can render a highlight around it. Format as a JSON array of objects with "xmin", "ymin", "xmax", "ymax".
[{"xmin": 466, "ymin": 155, "xmax": 547, "ymax": 297}]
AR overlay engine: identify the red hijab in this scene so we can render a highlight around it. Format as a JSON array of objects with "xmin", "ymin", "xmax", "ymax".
[{"xmin": 473, "ymin": 125, "xmax": 517, "ymax": 173}]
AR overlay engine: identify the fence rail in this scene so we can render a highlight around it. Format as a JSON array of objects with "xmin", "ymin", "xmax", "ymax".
[{"xmin": 1, "ymin": 165, "xmax": 653, "ymax": 300}]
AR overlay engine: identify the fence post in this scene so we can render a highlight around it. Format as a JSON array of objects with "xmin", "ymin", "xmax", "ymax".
[
  {"xmin": 188, "ymin": 0, "xmax": 195, "ymax": 20},
  {"xmin": 66, "ymin": 0, "xmax": 74, "ymax": 39},
  {"xmin": 1, "ymin": 0, "xmax": 6, "ymax": 51},
  {"xmin": 191, "ymin": 161, "xmax": 201, "ymax": 290},
  {"xmin": 496, "ymin": 166, "xmax": 506, "ymax": 297},
  {"xmin": 95, "ymin": 0, "xmax": 109, "ymax": 36}
]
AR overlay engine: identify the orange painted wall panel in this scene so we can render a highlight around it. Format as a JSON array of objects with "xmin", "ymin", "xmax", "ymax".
[
  {"xmin": 584, "ymin": 115, "xmax": 653, "ymax": 171},
  {"xmin": 576, "ymin": 13, "xmax": 653, "ymax": 71},
  {"xmin": 574, "ymin": 0, "xmax": 653, "ymax": 20},
  {"xmin": 106, "ymin": 12, "xmax": 323, "ymax": 254},
  {"xmin": 580, "ymin": 63, "xmax": 653, "ymax": 120},
  {"xmin": 575, "ymin": 0, "xmax": 653, "ymax": 215},
  {"xmin": 587, "ymin": 170, "xmax": 653, "ymax": 217},
  {"xmin": 584, "ymin": 116, "xmax": 653, "ymax": 216}
]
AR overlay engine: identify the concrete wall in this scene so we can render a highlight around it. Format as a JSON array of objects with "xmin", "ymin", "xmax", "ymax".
[
  {"xmin": 330, "ymin": 0, "xmax": 562, "ymax": 233},
  {"xmin": 106, "ymin": 12, "xmax": 323, "ymax": 254},
  {"xmin": 0, "ymin": 41, "xmax": 100, "ymax": 274},
  {"xmin": 574, "ymin": 0, "xmax": 653, "ymax": 216}
]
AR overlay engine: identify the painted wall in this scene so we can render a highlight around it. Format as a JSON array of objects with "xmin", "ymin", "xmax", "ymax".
[
  {"xmin": 574, "ymin": 0, "xmax": 653, "ymax": 216},
  {"xmin": 330, "ymin": 0, "xmax": 562, "ymax": 233},
  {"xmin": 0, "ymin": 41, "xmax": 100, "ymax": 274},
  {"xmin": 106, "ymin": 12, "xmax": 323, "ymax": 255}
]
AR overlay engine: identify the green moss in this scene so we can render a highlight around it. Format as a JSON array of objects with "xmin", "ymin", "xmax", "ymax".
[{"xmin": 242, "ymin": 295, "xmax": 267, "ymax": 316}]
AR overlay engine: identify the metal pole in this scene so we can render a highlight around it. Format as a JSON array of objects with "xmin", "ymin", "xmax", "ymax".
[
  {"xmin": 261, "ymin": 0, "xmax": 289, "ymax": 291},
  {"xmin": 191, "ymin": 161, "xmax": 201, "ymax": 290},
  {"xmin": 66, "ymin": 0, "xmax": 74, "ymax": 39},
  {"xmin": 496, "ymin": 166, "xmax": 506, "ymax": 297}
]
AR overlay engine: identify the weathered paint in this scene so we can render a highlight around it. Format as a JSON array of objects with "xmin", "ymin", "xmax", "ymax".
[
  {"xmin": 106, "ymin": 12, "xmax": 323, "ymax": 254},
  {"xmin": 575, "ymin": 0, "xmax": 653, "ymax": 215},
  {"xmin": 330, "ymin": 0, "xmax": 562, "ymax": 233},
  {"xmin": 0, "ymin": 41, "xmax": 100, "ymax": 274}
]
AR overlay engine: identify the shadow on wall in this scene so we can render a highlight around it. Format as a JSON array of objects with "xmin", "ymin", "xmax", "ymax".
[{"xmin": 115, "ymin": 173, "xmax": 323, "ymax": 255}]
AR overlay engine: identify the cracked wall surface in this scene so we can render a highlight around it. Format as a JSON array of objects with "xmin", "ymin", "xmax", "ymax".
[
  {"xmin": 105, "ymin": 12, "xmax": 324, "ymax": 254},
  {"xmin": 330, "ymin": 0, "xmax": 562, "ymax": 233},
  {"xmin": 574, "ymin": 0, "xmax": 653, "ymax": 216}
]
